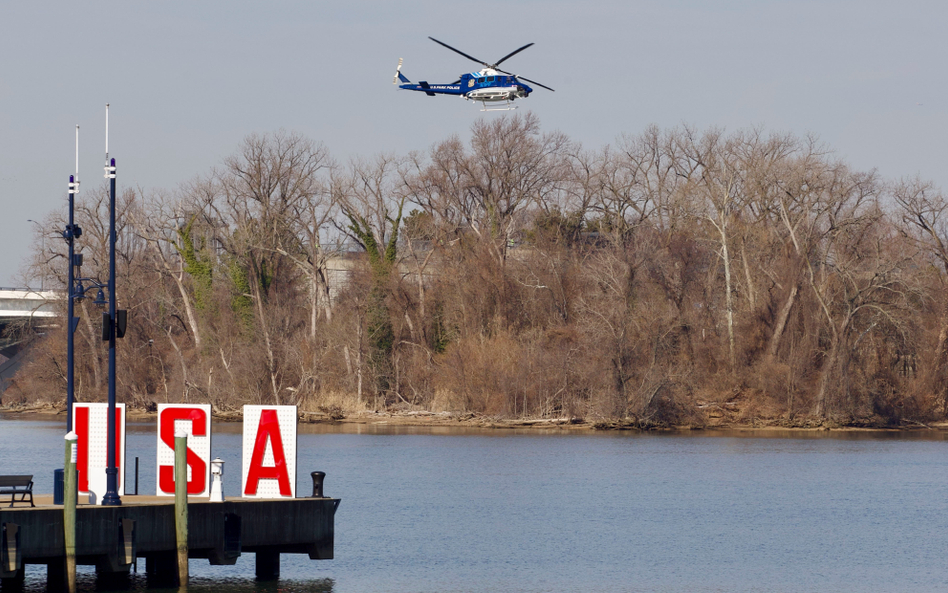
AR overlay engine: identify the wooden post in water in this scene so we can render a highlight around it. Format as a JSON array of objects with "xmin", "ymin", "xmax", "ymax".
[
  {"xmin": 63, "ymin": 431, "xmax": 78, "ymax": 593},
  {"xmin": 174, "ymin": 431, "xmax": 189, "ymax": 587}
]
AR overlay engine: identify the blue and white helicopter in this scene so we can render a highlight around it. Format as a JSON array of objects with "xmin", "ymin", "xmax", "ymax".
[{"xmin": 394, "ymin": 37, "xmax": 554, "ymax": 111}]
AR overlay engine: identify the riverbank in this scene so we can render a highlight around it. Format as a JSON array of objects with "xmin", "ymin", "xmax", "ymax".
[{"xmin": 2, "ymin": 401, "xmax": 946, "ymax": 434}]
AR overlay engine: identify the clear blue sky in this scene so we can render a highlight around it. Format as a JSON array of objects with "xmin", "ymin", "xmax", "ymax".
[{"xmin": 2, "ymin": 0, "xmax": 945, "ymax": 286}]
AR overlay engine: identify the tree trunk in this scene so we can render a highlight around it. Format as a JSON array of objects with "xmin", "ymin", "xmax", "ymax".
[
  {"xmin": 166, "ymin": 326, "xmax": 189, "ymax": 402},
  {"xmin": 79, "ymin": 301, "xmax": 102, "ymax": 390},
  {"xmin": 138, "ymin": 225, "xmax": 203, "ymax": 351},
  {"xmin": 717, "ymin": 222, "xmax": 736, "ymax": 373},
  {"xmin": 740, "ymin": 238, "xmax": 756, "ymax": 310},
  {"xmin": 172, "ymin": 268, "xmax": 202, "ymax": 351},
  {"xmin": 356, "ymin": 323, "xmax": 364, "ymax": 405},
  {"xmin": 815, "ymin": 315, "xmax": 851, "ymax": 419},
  {"xmin": 767, "ymin": 281, "xmax": 799, "ymax": 360},
  {"xmin": 930, "ymin": 300, "xmax": 948, "ymax": 415},
  {"xmin": 310, "ymin": 276, "xmax": 319, "ymax": 343},
  {"xmin": 250, "ymin": 263, "xmax": 281, "ymax": 405},
  {"xmin": 309, "ymin": 257, "xmax": 333, "ymax": 339},
  {"xmin": 815, "ymin": 339, "xmax": 838, "ymax": 419}
]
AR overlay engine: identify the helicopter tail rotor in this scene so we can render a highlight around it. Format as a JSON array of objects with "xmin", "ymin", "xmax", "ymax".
[{"xmin": 393, "ymin": 58, "xmax": 409, "ymax": 84}]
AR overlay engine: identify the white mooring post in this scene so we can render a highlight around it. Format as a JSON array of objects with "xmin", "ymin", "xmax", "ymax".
[{"xmin": 210, "ymin": 458, "xmax": 225, "ymax": 502}]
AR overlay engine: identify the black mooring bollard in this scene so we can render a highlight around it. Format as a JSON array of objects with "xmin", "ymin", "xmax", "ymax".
[
  {"xmin": 54, "ymin": 469, "xmax": 65, "ymax": 505},
  {"xmin": 311, "ymin": 471, "xmax": 326, "ymax": 498}
]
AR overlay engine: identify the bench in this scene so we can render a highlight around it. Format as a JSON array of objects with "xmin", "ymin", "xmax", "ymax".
[{"xmin": 0, "ymin": 475, "xmax": 34, "ymax": 507}]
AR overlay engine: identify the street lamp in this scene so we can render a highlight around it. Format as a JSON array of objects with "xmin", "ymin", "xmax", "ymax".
[
  {"xmin": 61, "ymin": 126, "xmax": 81, "ymax": 433},
  {"xmin": 96, "ymin": 102, "xmax": 123, "ymax": 506},
  {"xmin": 100, "ymin": 147, "xmax": 121, "ymax": 506}
]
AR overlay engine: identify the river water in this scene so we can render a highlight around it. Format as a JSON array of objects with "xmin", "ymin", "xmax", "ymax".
[{"xmin": 1, "ymin": 415, "xmax": 947, "ymax": 593}]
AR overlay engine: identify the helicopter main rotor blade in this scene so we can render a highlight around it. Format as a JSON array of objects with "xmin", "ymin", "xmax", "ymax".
[
  {"xmin": 428, "ymin": 37, "xmax": 489, "ymax": 68},
  {"xmin": 494, "ymin": 43, "xmax": 534, "ymax": 67},
  {"xmin": 518, "ymin": 76, "xmax": 555, "ymax": 92},
  {"xmin": 496, "ymin": 68, "xmax": 555, "ymax": 92}
]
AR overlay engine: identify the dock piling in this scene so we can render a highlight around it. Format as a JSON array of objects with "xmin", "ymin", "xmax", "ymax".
[
  {"xmin": 64, "ymin": 432, "xmax": 78, "ymax": 593},
  {"xmin": 1, "ymin": 522, "xmax": 21, "ymax": 580},
  {"xmin": 174, "ymin": 432, "xmax": 188, "ymax": 587},
  {"xmin": 145, "ymin": 551, "xmax": 177, "ymax": 587},
  {"xmin": 255, "ymin": 549, "xmax": 280, "ymax": 580}
]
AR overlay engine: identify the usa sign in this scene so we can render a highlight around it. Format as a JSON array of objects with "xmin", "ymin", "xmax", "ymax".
[
  {"xmin": 156, "ymin": 404, "xmax": 212, "ymax": 497},
  {"xmin": 73, "ymin": 403, "xmax": 299, "ymax": 500},
  {"xmin": 72, "ymin": 402, "xmax": 126, "ymax": 504}
]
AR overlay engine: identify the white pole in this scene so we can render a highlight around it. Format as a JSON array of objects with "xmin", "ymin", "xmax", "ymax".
[
  {"xmin": 105, "ymin": 103, "xmax": 109, "ymax": 163},
  {"xmin": 75, "ymin": 125, "xmax": 79, "ymax": 183}
]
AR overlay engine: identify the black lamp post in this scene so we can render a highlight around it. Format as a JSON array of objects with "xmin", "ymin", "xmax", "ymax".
[
  {"xmin": 100, "ymin": 154, "xmax": 121, "ymax": 506},
  {"xmin": 62, "ymin": 124, "xmax": 82, "ymax": 433},
  {"xmin": 62, "ymin": 172, "xmax": 81, "ymax": 433}
]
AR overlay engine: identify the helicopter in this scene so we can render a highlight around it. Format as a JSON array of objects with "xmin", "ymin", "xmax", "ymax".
[{"xmin": 393, "ymin": 37, "xmax": 554, "ymax": 111}]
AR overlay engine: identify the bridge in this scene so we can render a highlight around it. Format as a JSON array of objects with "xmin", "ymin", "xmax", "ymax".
[{"xmin": 0, "ymin": 289, "xmax": 60, "ymax": 393}]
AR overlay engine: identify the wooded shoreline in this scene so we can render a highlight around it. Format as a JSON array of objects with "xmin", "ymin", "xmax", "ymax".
[
  {"xmin": 12, "ymin": 115, "xmax": 948, "ymax": 429},
  {"xmin": 3, "ymin": 404, "xmax": 946, "ymax": 434}
]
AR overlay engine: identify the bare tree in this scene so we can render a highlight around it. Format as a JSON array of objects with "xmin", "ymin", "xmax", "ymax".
[
  {"xmin": 893, "ymin": 177, "xmax": 948, "ymax": 411},
  {"xmin": 210, "ymin": 130, "xmax": 330, "ymax": 404},
  {"xmin": 675, "ymin": 128, "xmax": 745, "ymax": 373},
  {"xmin": 335, "ymin": 154, "xmax": 407, "ymax": 401}
]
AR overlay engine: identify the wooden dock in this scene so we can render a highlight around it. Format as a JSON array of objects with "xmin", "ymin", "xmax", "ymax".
[{"xmin": 0, "ymin": 494, "xmax": 338, "ymax": 587}]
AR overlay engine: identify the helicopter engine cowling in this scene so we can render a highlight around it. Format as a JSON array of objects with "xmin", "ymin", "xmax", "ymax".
[{"xmin": 465, "ymin": 85, "xmax": 524, "ymax": 102}]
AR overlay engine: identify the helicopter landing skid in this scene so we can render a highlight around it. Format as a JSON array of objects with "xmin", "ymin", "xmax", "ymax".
[{"xmin": 479, "ymin": 99, "xmax": 518, "ymax": 112}]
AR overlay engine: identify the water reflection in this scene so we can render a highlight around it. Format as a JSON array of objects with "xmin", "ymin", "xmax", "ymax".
[
  {"xmin": 84, "ymin": 573, "xmax": 334, "ymax": 593},
  {"xmin": 2, "ymin": 566, "xmax": 335, "ymax": 593}
]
